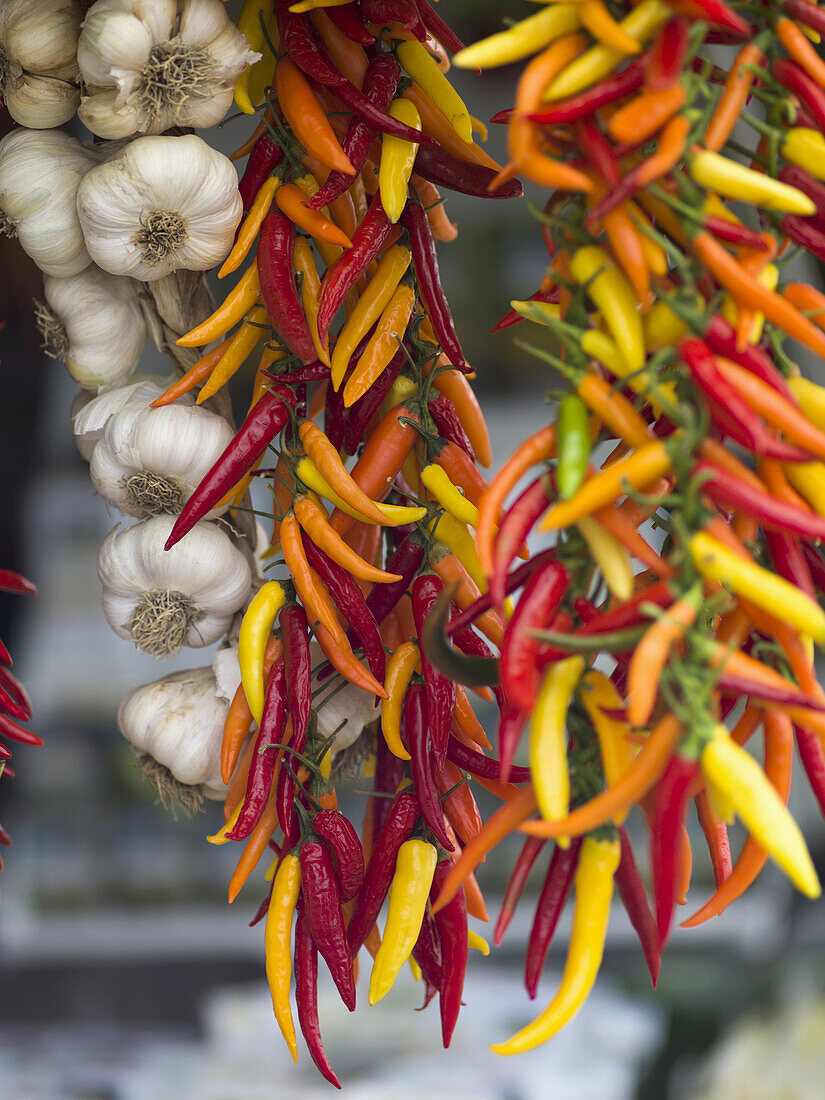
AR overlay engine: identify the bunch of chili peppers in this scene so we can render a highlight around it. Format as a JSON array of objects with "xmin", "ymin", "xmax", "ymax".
[
  {"xmin": 415, "ymin": 0, "xmax": 825, "ymax": 1059},
  {"xmin": 0, "ymin": 567, "xmax": 40, "ymax": 892}
]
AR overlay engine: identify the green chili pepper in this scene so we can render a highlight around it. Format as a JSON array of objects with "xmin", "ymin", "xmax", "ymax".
[{"xmin": 557, "ymin": 394, "xmax": 590, "ymax": 500}]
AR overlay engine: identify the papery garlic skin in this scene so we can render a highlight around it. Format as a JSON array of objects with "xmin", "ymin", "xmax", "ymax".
[
  {"xmin": 72, "ymin": 373, "xmax": 170, "ymax": 457},
  {"xmin": 38, "ymin": 265, "xmax": 147, "ymax": 392},
  {"xmin": 98, "ymin": 515, "xmax": 253, "ymax": 656},
  {"xmin": 78, "ymin": 0, "xmax": 259, "ymax": 139},
  {"xmin": 117, "ymin": 665, "xmax": 228, "ymax": 802},
  {"xmin": 0, "ymin": 128, "xmax": 99, "ymax": 276},
  {"xmin": 76, "ymin": 135, "xmax": 243, "ymax": 281},
  {"xmin": 0, "ymin": 0, "xmax": 81, "ymax": 128},
  {"xmin": 89, "ymin": 392, "xmax": 234, "ymax": 518}
]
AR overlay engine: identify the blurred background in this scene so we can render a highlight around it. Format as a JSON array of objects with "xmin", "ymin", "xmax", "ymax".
[{"xmin": 4, "ymin": 4, "xmax": 825, "ymax": 1098}]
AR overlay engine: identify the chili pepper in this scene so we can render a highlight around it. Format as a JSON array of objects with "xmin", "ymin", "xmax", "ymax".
[
  {"xmin": 446, "ymin": 736, "xmax": 531, "ymax": 786},
  {"xmin": 795, "ymin": 723, "xmax": 825, "ymax": 820},
  {"xmin": 332, "ymin": 246, "xmax": 410, "ymax": 388},
  {"xmin": 377, "ymin": 98, "xmax": 420, "ymax": 224},
  {"xmin": 489, "ymin": 477, "xmax": 554, "ymax": 608},
  {"xmin": 614, "ymin": 826, "xmax": 661, "ymax": 987},
  {"xmin": 177, "ymin": 262, "xmax": 260, "ymax": 348},
  {"xmin": 528, "ymin": 61, "xmax": 645, "ymax": 126},
  {"xmin": 774, "ymin": 57, "xmax": 825, "ymax": 136},
  {"xmin": 228, "ymin": 660, "xmax": 288, "ymax": 843},
  {"xmin": 256, "ymin": 212, "xmax": 317, "ymax": 363},
  {"xmin": 348, "ymin": 790, "xmax": 420, "ymax": 955},
  {"xmin": 395, "ymin": 37, "xmax": 471, "ymax": 143},
  {"xmin": 281, "ymin": 514, "xmax": 347, "ymax": 648},
  {"xmin": 570, "ymin": 246, "xmax": 644, "ymax": 372},
  {"xmin": 293, "ymin": 899, "xmax": 341, "ymax": 1089},
  {"xmin": 530, "ymin": 657, "xmax": 583, "ymax": 827},
  {"xmin": 238, "ymin": 582, "xmax": 287, "ymax": 726},
  {"xmin": 579, "ymin": 671, "xmax": 635, "ymax": 797},
  {"xmin": 295, "ymin": 497, "xmax": 401, "ymax": 584},
  {"xmin": 280, "ymin": 604, "xmax": 311, "ymax": 746},
  {"xmin": 626, "ymin": 589, "xmax": 700, "ymax": 729},
  {"xmin": 343, "ymin": 285, "xmax": 416, "ymax": 407},
  {"xmin": 0, "ymin": 666, "xmax": 30, "ymax": 722},
  {"xmin": 524, "ymin": 839, "xmax": 582, "ymax": 1000},
  {"xmin": 651, "ymin": 753, "xmax": 699, "ymax": 947},
  {"xmin": 274, "ymin": 58, "xmax": 353, "ymax": 175},
  {"xmin": 265, "ymin": 851, "xmax": 301, "ymax": 1060},
  {"xmin": 645, "ymin": 16, "xmax": 689, "ymax": 90},
  {"xmin": 343, "ymin": 350, "xmax": 409, "ymax": 458},
  {"xmin": 556, "ymin": 394, "xmax": 590, "ymax": 500},
  {"xmin": 500, "ymin": 561, "xmax": 569, "ymax": 714},
  {"xmin": 412, "ymin": 904, "xmax": 444, "ymax": 997},
  {"xmin": 402, "ymin": 681, "xmax": 451, "ymax": 849},
  {"xmin": 413, "ymin": 142, "xmax": 522, "ymax": 201},
  {"xmin": 0, "ymin": 712, "xmax": 41, "ymax": 747},
  {"xmin": 300, "ymin": 840, "xmax": 356, "ymax": 1010},
  {"xmin": 238, "ymin": 132, "xmax": 284, "ymax": 211},
  {"xmin": 313, "ymin": 810, "xmax": 364, "ymax": 903},
  {"xmin": 298, "ymin": 421, "xmax": 388, "ymax": 525},
  {"xmin": 372, "ymin": 733, "xmax": 406, "ymax": 843},
  {"xmin": 411, "ymin": 572, "xmax": 455, "ymax": 770},
  {"xmin": 430, "ymin": 854, "xmax": 468, "ymax": 1048},
  {"xmin": 495, "ymin": 837, "xmax": 547, "ymax": 946},
  {"xmin": 689, "ymin": 150, "xmax": 814, "ymax": 215},
  {"xmin": 326, "ymin": 0, "xmax": 372, "ymax": 45},
  {"xmin": 381, "ymin": 642, "xmax": 418, "ymax": 760},
  {"xmin": 581, "ymin": 0, "xmax": 645, "ymax": 55},
  {"xmin": 369, "ymin": 837, "xmax": 437, "ymax": 1005},
  {"xmin": 222, "ymin": 179, "xmax": 280, "ymax": 281},
  {"xmin": 277, "ymin": 0, "xmax": 345, "ymax": 84},
  {"xmin": 766, "ymin": 530, "xmax": 817, "ymax": 601},
  {"xmin": 438, "ymin": 761, "xmax": 482, "ymax": 846},
  {"xmin": 495, "ymin": 835, "xmax": 620, "ymax": 1054},
  {"xmin": 698, "ymin": 461, "xmax": 825, "ymax": 540},
  {"xmin": 427, "ymin": 392, "xmax": 475, "ymax": 463}
]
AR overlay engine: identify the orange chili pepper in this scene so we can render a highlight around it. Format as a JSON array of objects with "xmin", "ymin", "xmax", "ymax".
[
  {"xmin": 424, "ymin": 354, "xmax": 492, "ymax": 468},
  {"xmin": 310, "ymin": 7, "xmax": 369, "ymax": 87},
  {"xmin": 704, "ymin": 43, "xmax": 765, "ymax": 153},
  {"xmin": 150, "ymin": 337, "xmax": 234, "ymax": 407},
  {"xmin": 411, "ymin": 175, "xmax": 458, "ymax": 243},
  {"xmin": 220, "ymin": 177, "xmax": 280, "ymax": 279},
  {"xmin": 452, "ymin": 686, "xmax": 492, "ymax": 751},
  {"xmin": 403, "ymin": 84, "xmax": 501, "ymax": 172},
  {"xmin": 224, "ymin": 734, "xmax": 256, "ymax": 821},
  {"xmin": 275, "ymin": 58, "xmax": 355, "ymax": 176},
  {"xmin": 299, "ymin": 420, "xmax": 390, "ymax": 525},
  {"xmin": 627, "ymin": 591, "xmax": 701, "ymax": 728},
  {"xmin": 608, "ymin": 83, "xmax": 687, "ymax": 144},
  {"xmin": 634, "ymin": 113, "xmax": 691, "ymax": 188},
  {"xmin": 777, "ymin": 17, "xmax": 825, "ymax": 88},
  {"xmin": 177, "ymin": 261, "xmax": 261, "ymax": 348},
  {"xmin": 280, "ymin": 512, "xmax": 348, "ymax": 646},
  {"xmin": 228, "ymin": 785, "xmax": 279, "ymax": 903},
  {"xmin": 592, "ymin": 503, "xmax": 675, "ymax": 578},
  {"xmin": 315, "ymin": 623, "xmax": 388, "ymax": 698},
  {"xmin": 343, "ymin": 283, "xmax": 416, "ymax": 407},
  {"xmin": 293, "ymin": 496, "xmax": 403, "ymax": 584},
  {"xmin": 783, "ymin": 281, "xmax": 825, "ymax": 330},
  {"xmin": 602, "ymin": 201, "xmax": 651, "ymax": 306},
  {"xmin": 276, "ymin": 181, "xmax": 353, "ymax": 249},
  {"xmin": 429, "ymin": 548, "xmax": 505, "ymax": 651}
]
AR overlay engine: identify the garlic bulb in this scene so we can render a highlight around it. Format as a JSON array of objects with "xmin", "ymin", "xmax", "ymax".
[
  {"xmin": 117, "ymin": 661, "xmax": 230, "ymax": 812},
  {"xmin": 89, "ymin": 388, "xmax": 234, "ymax": 517},
  {"xmin": 0, "ymin": 127, "xmax": 99, "ymax": 276},
  {"xmin": 78, "ymin": 0, "xmax": 259, "ymax": 139},
  {"xmin": 72, "ymin": 373, "xmax": 170, "ymax": 457},
  {"xmin": 76, "ymin": 135, "xmax": 243, "ymax": 281},
  {"xmin": 70, "ymin": 391, "xmax": 96, "ymax": 461},
  {"xmin": 0, "ymin": 0, "xmax": 82, "ymax": 128},
  {"xmin": 37, "ymin": 265, "xmax": 147, "ymax": 391},
  {"xmin": 98, "ymin": 515, "xmax": 253, "ymax": 657}
]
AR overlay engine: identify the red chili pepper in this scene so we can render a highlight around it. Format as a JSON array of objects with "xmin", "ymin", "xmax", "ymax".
[
  {"xmin": 0, "ymin": 740, "xmax": 13, "ymax": 761},
  {"xmin": 580, "ymin": 580, "xmax": 674, "ymax": 636},
  {"xmin": 327, "ymin": 0, "xmax": 373, "ymax": 46},
  {"xmin": 662, "ymin": 0, "xmax": 751, "ymax": 37},
  {"xmin": 491, "ymin": 286, "xmax": 560, "ymax": 335},
  {"xmin": 795, "ymin": 723, "xmax": 825, "ymax": 819},
  {"xmin": 412, "ymin": 573, "xmax": 455, "ymax": 770},
  {"xmin": 165, "ymin": 386, "xmax": 296, "ymax": 549},
  {"xmin": 347, "ymin": 790, "xmax": 420, "ymax": 955},
  {"xmin": 276, "ymin": 0, "xmax": 347, "ymax": 85},
  {"xmin": 446, "ymin": 734, "xmax": 531, "ymax": 785},
  {"xmin": 302, "ymin": 533, "xmax": 386, "ymax": 684},
  {"xmin": 779, "ymin": 164, "xmax": 825, "ymax": 223},
  {"xmin": 694, "ymin": 791, "xmax": 732, "ymax": 889},
  {"xmin": 496, "ymin": 703, "xmax": 529, "ymax": 784},
  {"xmin": 294, "ymin": 897, "xmax": 342, "ymax": 1089},
  {"xmin": 651, "ymin": 754, "xmax": 698, "ymax": 948},
  {"xmin": 614, "ymin": 826, "xmax": 661, "ymax": 987},
  {"xmin": 372, "ymin": 732, "xmax": 406, "ymax": 843},
  {"xmin": 803, "ymin": 542, "xmax": 825, "ymax": 591},
  {"xmin": 402, "ymin": 200, "xmax": 468, "ymax": 373},
  {"xmin": 249, "ymin": 878, "xmax": 275, "ymax": 928},
  {"xmin": 703, "ymin": 216, "xmax": 771, "ymax": 250},
  {"xmin": 228, "ymin": 657, "xmax": 287, "ymax": 842},
  {"xmin": 576, "ymin": 118, "xmax": 619, "ymax": 187},
  {"xmin": 282, "ymin": 603, "xmax": 312, "ymax": 743},
  {"xmin": 334, "ymin": 76, "xmax": 438, "ymax": 146},
  {"xmin": 266, "ymin": 362, "xmax": 330, "ymax": 385},
  {"xmin": 414, "ymin": 143, "xmax": 523, "ymax": 199},
  {"xmin": 702, "ymin": 317, "xmax": 797, "ymax": 404},
  {"xmin": 307, "ymin": 55, "xmax": 399, "ymax": 211},
  {"xmin": 0, "ymin": 638, "xmax": 10, "ymax": 665},
  {"xmin": 412, "ymin": 904, "xmax": 444, "ymax": 997},
  {"xmin": 259, "ymin": 211, "xmax": 317, "ymax": 363},
  {"xmin": 705, "ymin": 396, "xmax": 809, "ymax": 463},
  {"xmin": 527, "ymin": 63, "xmax": 646, "ymax": 127},
  {"xmin": 416, "ymin": 0, "xmax": 467, "ymax": 55},
  {"xmin": 646, "ymin": 17, "xmax": 690, "ymax": 90},
  {"xmin": 324, "ymin": 370, "xmax": 348, "ymax": 453},
  {"xmin": 448, "ymin": 548, "xmax": 559, "ymax": 638},
  {"xmin": 766, "ymin": 530, "xmax": 817, "ymax": 600},
  {"xmin": 525, "ymin": 840, "xmax": 583, "ymax": 1000},
  {"xmin": 495, "ymin": 836, "xmax": 546, "ymax": 946},
  {"xmin": 0, "ymin": 666, "xmax": 32, "ymax": 722},
  {"xmin": 313, "ymin": 810, "xmax": 365, "ymax": 902},
  {"xmin": 364, "ymin": 530, "xmax": 426, "ymax": 627},
  {"xmin": 301, "ymin": 839, "xmax": 356, "ymax": 1010},
  {"xmin": 318, "ymin": 192, "xmax": 400, "ymax": 338},
  {"xmin": 0, "ymin": 712, "xmax": 42, "ymax": 747},
  {"xmin": 0, "ymin": 570, "xmax": 36, "ymax": 596},
  {"xmin": 430, "ymin": 854, "xmax": 468, "ymax": 1047},
  {"xmin": 238, "ymin": 133, "xmax": 284, "ymax": 210},
  {"xmin": 773, "ymin": 57, "xmax": 825, "ymax": 134},
  {"xmin": 780, "ymin": 214, "xmax": 825, "ymax": 261},
  {"xmin": 715, "ymin": 670, "xmax": 825, "ymax": 713},
  {"xmin": 491, "ymin": 473, "xmax": 554, "ymax": 605},
  {"xmin": 783, "ymin": 0, "xmax": 825, "ymax": 38},
  {"xmin": 428, "ymin": 392, "xmax": 475, "ymax": 463},
  {"xmin": 343, "ymin": 345, "xmax": 406, "ymax": 456},
  {"xmin": 500, "ymin": 560, "xmax": 569, "ymax": 714},
  {"xmin": 402, "ymin": 681, "xmax": 452, "ymax": 849},
  {"xmin": 696, "ymin": 460, "xmax": 825, "ymax": 540},
  {"xmin": 362, "ymin": 0, "xmax": 420, "ymax": 33}
]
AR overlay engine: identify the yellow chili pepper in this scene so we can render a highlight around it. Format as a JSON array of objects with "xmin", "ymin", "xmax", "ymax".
[
  {"xmin": 330, "ymin": 244, "xmax": 412, "ymax": 389},
  {"xmin": 781, "ymin": 127, "xmax": 825, "ymax": 181},
  {"xmin": 386, "ymin": 373, "xmax": 418, "ymax": 408},
  {"xmin": 177, "ymin": 261, "xmax": 261, "ymax": 347},
  {"xmin": 530, "ymin": 656, "xmax": 584, "ymax": 827},
  {"xmin": 540, "ymin": 441, "xmax": 672, "ymax": 532},
  {"xmin": 643, "ymin": 300, "xmax": 690, "ymax": 350},
  {"xmin": 691, "ymin": 532, "xmax": 825, "ymax": 643},
  {"xmin": 571, "ymin": 245, "xmax": 645, "ymax": 373},
  {"xmin": 429, "ymin": 512, "xmax": 487, "ymax": 593},
  {"xmin": 421, "ymin": 463, "xmax": 480, "ymax": 528},
  {"xmin": 207, "ymin": 802, "xmax": 242, "ymax": 844},
  {"xmin": 491, "ymin": 835, "xmax": 620, "ymax": 1055},
  {"xmin": 196, "ymin": 303, "xmax": 269, "ymax": 404},
  {"xmin": 265, "ymin": 852, "xmax": 301, "ymax": 1061},
  {"xmin": 453, "ymin": 4, "xmax": 582, "ymax": 69},
  {"xmin": 788, "ymin": 376, "xmax": 825, "ymax": 429},
  {"xmin": 701, "ymin": 725, "xmax": 820, "ymax": 898},
  {"xmin": 343, "ymin": 282, "xmax": 416, "ymax": 407},
  {"xmin": 783, "ymin": 460, "xmax": 825, "ymax": 519},
  {"xmin": 238, "ymin": 581, "xmax": 287, "ymax": 724},
  {"xmin": 469, "ymin": 929, "xmax": 491, "ymax": 955},
  {"xmin": 396, "ymin": 39, "xmax": 473, "ymax": 144},
  {"xmin": 381, "ymin": 643, "xmax": 419, "ymax": 760},
  {"xmin": 380, "ymin": 98, "xmax": 421, "ymax": 224},
  {"xmin": 628, "ymin": 202, "xmax": 668, "ymax": 277},
  {"xmin": 544, "ymin": 0, "xmax": 670, "ymax": 101},
  {"xmin": 576, "ymin": 516, "xmax": 633, "ymax": 600},
  {"xmin": 293, "ymin": 235, "xmax": 329, "ymax": 366},
  {"xmin": 721, "ymin": 263, "xmax": 777, "ymax": 345},
  {"xmin": 689, "ymin": 151, "xmax": 816, "ymax": 215},
  {"xmin": 579, "ymin": 671, "xmax": 635, "ymax": 823},
  {"xmin": 234, "ymin": 0, "xmax": 274, "ymax": 113},
  {"xmin": 579, "ymin": 0, "xmax": 643, "ymax": 54},
  {"xmin": 295, "ymin": 457, "xmax": 426, "ymax": 525},
  {"xmin": 580, "ymin": 328, "xmax": 677, "ymax": 412},
  {"xmin": 247, "ymin": 8, "xmax": 279, "ymax": 108},
  {"xmin": 219, "ymin": 177, "xmax": 280, "ymax": 279},
  {"xmin": 369, "ymin": 838, "xmax": 437, "ymax": 1005},
  {"xmin": 290, "ymin": 0, "xmax": 353, "ymax": 10}
]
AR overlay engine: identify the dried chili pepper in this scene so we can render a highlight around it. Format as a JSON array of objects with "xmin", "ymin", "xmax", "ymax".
[
  {"xmin": 313, "ymin": 810, "xmax": 365, "ymax": 902},
  {"xmin": 430, "ymin": 854, "xmax": 468, "ymax": 1048},
  {"xmin": 294, "ymin": 898, "xmax": 342, "ymax": 1088},
  {"xmin": 301, "ymin": 839, "xmax": 357, "ymax": 1010}
]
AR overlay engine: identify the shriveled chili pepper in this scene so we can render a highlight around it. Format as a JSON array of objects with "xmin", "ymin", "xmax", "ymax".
[
  {"xmin": 372, "ymin": 733, "xmax": 406, "ymax": 842},
  {"xmin": 412, "ymin": 902, "xmax": 443, "ymax": 997},
  {"xmin": 166, "ymin": 385, "xmax": 296, "ymax": 550},
  {"xmin": 614, "ymin": 826, "xmax": 661, "ymax": 987},
  {"xmin": 347, "ymin": 790, "xmax": 420, "ymax": 956},
  {"xmin": 293, "ymin": 898, "xmax": 342, "ymax": 1089},
  {"xmin": 238, "ymin": 132, "xmax": 285, "ymax": 210},
  {"xmin": 411, "ymin": 572, "xmax": 455, "ymax": 770},
  {"xmin": 301, "ymin": 839, "xmax": 356, "ymax": 1010},
  {"xmin": 228, "ymin": 658, "xmax": 288, "ymax": 842},
  {"xmin": 402, "ymin": 681, "xmax": 451, "ymax": 850},
  {"xmin": 428, "ymin": 392, "xmax": 475, "ymax": 463},
  {"xmin": 327, "ymin": 0, "xmax": 373, "ymax": 45},
  {"xmin": 313, "ymin": 810, "xmax": 364, "ymax": 902},
  {"xmin": 446, "ymin": 736, "xmax": 531, "ymax": 786},
  {"xmin": 430, "ymin": 853, "xmax": 468, "ymax": 1048},
  {"xmin": 257, "ymin": 211, "xmax": 317, "ymax": 363}
]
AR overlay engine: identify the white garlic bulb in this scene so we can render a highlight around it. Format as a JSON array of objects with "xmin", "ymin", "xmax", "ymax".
[
  {"xmin": 72, "ymin": 373, "xmax": 170, "ymax": 457},
  {"xmin": 117, "ymin": 662, "xmax": 230, "ymax": 812},
  {"xmin": 0, "ymin": 127, "xmax": 99, "ymax": 276},
  {"xmin": 37, "ymin": 265, "xmax": 147, "ymax": 391},
  {"xmin": 98, "ymin": 514, "xmax": 253, "ymax": 657},
  {"xmin": 78, "ymin": 0, "xmax": 260, "ymax": 139},
  {"xmin": 0, "ymin": 0, "xmax": 82, "ymax": 128},
  {"xmin": 76, "ymin": 135, "xmax": 243, "ymax": 281},
  {"xmin": 90, "ymin": 388, "xmax": 234, "ymax": 517}
]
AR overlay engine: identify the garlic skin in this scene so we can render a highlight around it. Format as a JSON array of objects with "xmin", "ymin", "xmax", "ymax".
[
  {"xmin": 117, "ymin": 664, "xmax": 229, "ymax": 807},
  {"xmin": 0, "ymin": 128, "xmax": 99, "ymax": 276},
  {"xmin": 0, "ymin": 0, "xmax": 82, "ymax": 128},
  {"xmin": 38, "ymin": 265, "xmax": 147, "ymax": 392},
  {"xmin": 76, "ymin": 135, "xmax": 243, "ymax": 282},
  {"xmin": 72, "ymin": 373, "xmax": 170, "ymax": 457},
  {"xmin": 89, "ymin": 389, "xmax": 234, "ymax": 517},
  {"xmin": 78, "ymin": 0, "xmax": 260, "ymax": 139},
  {"xmin": 98, "ymin": 515, "xmax": 253, "ymax": 657}
]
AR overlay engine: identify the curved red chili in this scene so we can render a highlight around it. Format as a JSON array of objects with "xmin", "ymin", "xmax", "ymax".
[
  {"xmin": 527, "ymin": 63, "xmax": 645, "ymax": 127},
  {"xmin": 300, "ymin": 839, "xmax": 356, "ymax": 1011},
  {"xmin": 795, "ymin": 723, "xmax": 825, "ymax": 819},
  {"xmin": 694, "ymin": 791, "xmax": 733, "ymax": 890},
  {"xmin": 446, "ymin": 733, "xmax": 530, "ymax": 785},
  {"xmin": 276, "ymin": 0, "xmax": 346, "ymax": 86},
  {"xmin": 313, "ymin": 809, "xmax": 364, "ymax": 902},
  {"xmin": 403, "ymin": 682, "xmax": 452, "ymax": 850},
  {"xmin": 343, "ymin": 345, "xmax": 407, "ymax": 457},
  {"xmin": 294, "ymin": 897, "xmax": 342, "ymax": 1089},
  {"xmin": 372, "ymin": 733, "xmax": 405, "ymax": 841},
  {"xmin": 0, "ymin": 711, "xmax": 42, "ymax": 747},
  {"xmin": 0, "ymin": 570, "xmax": 36, "ymax": 596},
  {"xmin": 258, "ymin": 211, "xmax": 317, "ymax": 363},
  {"xmin": 495, "ymin": 836, "xmax": 546, "ymax": 946},
  {"xmin": 448, "ymin": 548, "xmax": 559, "ymax": 638},
  {"xmin": 238, "ymin": 133, "xmax": 284, "ymax": 210},
  {"xmin": 773, "ymin": 57, "xmax": 825, "ymax": 133},
  {"xmin": 766, "ymin": 531, "xmax": 817, "ymax": 600},
  {"xmin": 0, "ymin": 666, "xmax": 32, "ymax": 722},
  {"xmin": 414, "ymin": 143, "xmax": 523, "ymax": 199},
  {"xmin": 412, "ymin": 904, "xmax": 444, "ymax": 996},
  {"xmin": 430, "ymin": 855, "xmax": 468, "ymax": 1047},
  {"xmin": 614, "ymin": 826, "xmax": 661, "ymax": 987},
  {"xmin": 412, "ymin": 573, "xmax": 455, "ymax": 770},
  {"xmin": 696, "ymin": 460, "xmax": 825, "ymax": 540},
  {"xmin": 702, "ymin": 316, "xmax": 797, "ymax": 403},
  {"xmin": 428, "ymin": 392, "xmax": 475, "ymax": 463},
  {"xmin": 646, "ymin": 17, "xmax": 690, "ymax": 90},
  {"xmin": 326, "ymin": 1, "xmax": 373, "ymax": 46},
  {"xmin": 525, "ymin": 839, "xmax": 582, "ymax": 1000},
  {"xmin": 491, "ymin": 473, "xmax": 554, "ymax": 605},
  {"xmin": 500, "ymin": 560, "xmax": 569, "ymax": 714}
]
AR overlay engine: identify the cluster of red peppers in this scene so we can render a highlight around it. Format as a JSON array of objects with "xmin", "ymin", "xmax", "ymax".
[{"xmin": 0, "ymin": 567, "xmax": 39, "ymax": 890}]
